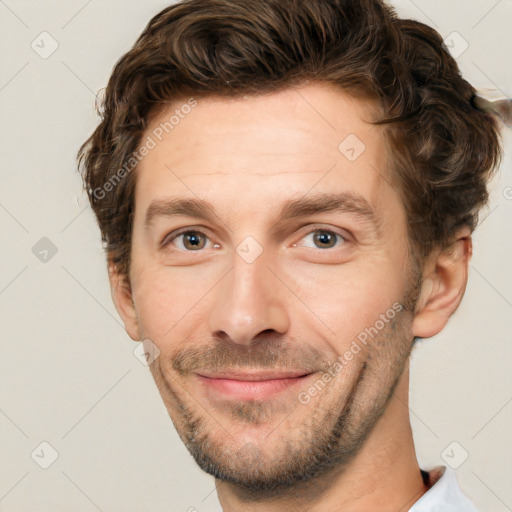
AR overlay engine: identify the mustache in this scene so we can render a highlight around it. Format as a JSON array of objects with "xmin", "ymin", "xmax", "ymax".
[{"xmin": 171, "ymin": 339, "xmax": 335, "ymax": 376}]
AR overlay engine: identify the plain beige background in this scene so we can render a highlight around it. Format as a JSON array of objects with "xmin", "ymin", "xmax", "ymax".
[{"xmin": 1, "ymin": 1, "xmax": 511, "ymax": 511}]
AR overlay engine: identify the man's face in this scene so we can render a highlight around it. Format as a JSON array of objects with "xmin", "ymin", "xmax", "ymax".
[{"xmin": 126, "ymin": 83, "xmax": 418, "ymax": 491}]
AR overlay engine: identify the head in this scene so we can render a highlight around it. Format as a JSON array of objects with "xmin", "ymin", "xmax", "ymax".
[{"xmin": 78, "ymin": 0, "xmax": 502, "ymax": 496}]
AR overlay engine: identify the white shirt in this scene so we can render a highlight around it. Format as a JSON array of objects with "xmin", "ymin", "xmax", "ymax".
[
  {"xmin": 409, "ymin": 466, "xmax": 479, "ymax": 512},
  {"xmin": 209, "ymin": 465, "xmax": 479, "ymax": 511}
]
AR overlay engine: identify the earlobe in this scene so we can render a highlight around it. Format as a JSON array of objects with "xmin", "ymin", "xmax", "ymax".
[
  {"xmin": 412, "ymin": 232, "xmax": 472, "ymax": 339},
  {"xmin": 108, "ymin": 262, "xmax": 141, "ymax": 341}
]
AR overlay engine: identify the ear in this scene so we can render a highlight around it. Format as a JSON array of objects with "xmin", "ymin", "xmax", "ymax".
[
  {"xmin": 412, "ymin": 228, "xmax": 472, "ymax": 339},
  {"xmin": 108, "ymin": 260, "xmax": 141, "ymax": 341}
]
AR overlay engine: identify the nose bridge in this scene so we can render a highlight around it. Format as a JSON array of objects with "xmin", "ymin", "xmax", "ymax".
[{"xmin": 207, "ymin": 247, "xmax": 290, "ymax": 346}]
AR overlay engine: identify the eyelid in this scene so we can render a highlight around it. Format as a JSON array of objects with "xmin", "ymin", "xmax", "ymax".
[
  {"xmin": 293, "ymin": 224, "xmax": 352, "ymax": 244},
  {"xmin": 160, "ymin": 223, "xmax": 353, "ymax": 250},
  {"xmin": 161, "ymin": 226, "xmax": 215, "ymax": 248}
]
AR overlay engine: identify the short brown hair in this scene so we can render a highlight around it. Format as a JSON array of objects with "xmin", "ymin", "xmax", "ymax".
[{"xmin": 78, "ymin": 0, "xmax": 503, "ymax": 277}]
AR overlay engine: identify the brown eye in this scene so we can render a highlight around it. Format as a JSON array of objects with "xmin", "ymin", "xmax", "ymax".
[
  {"xmin": 179, "ymin": 231, "xmax": 207, "ymax": 250},
  {"xmin": 313, "ymin": 230, "xmax": 339, "ymax": 249},
  {"xmin": 297, "ymin": 229, "xmax": 345, "ymax": 249},
  {"xmin": 163, "ymin": 230, "xmax": 211, "ymax": 251}
]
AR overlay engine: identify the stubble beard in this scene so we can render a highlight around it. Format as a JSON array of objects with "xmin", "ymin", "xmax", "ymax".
[{"xmin": 149, "ymin": 305, "xmax": 416, "ymax": 498}]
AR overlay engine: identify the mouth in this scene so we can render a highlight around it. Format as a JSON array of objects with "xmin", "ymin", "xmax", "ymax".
[{"xmin": 195, "ymin": 369, "xmax": 315, "ymax": 401}]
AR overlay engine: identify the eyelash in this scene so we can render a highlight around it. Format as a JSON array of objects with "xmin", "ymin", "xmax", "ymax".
[{"xmin": 161, "ymin": 225, "xmax": 349, "ymax": 252}]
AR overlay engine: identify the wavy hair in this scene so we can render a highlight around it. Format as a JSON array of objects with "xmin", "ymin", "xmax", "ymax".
[{"xmin": 78, "ymin": 0, "xmax": 503, "ymax": 277}]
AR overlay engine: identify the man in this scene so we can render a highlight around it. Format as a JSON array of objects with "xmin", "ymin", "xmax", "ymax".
[{"xmin": 78, "ymin": 0, "xmax": 504, "ymax": 510}]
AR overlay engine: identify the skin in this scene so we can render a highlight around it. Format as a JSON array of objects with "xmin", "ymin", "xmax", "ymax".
[{"xmin": 110, "ymin": 83, "xmax": 472, "ymax": 511}]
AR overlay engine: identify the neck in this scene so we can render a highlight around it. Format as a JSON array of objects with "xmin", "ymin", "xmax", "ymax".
[{"xmin": 216, "ymin": 364, "xmax": 429, "ymax": 512}]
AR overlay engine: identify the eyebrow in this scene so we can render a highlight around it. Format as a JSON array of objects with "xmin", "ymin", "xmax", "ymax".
[{"xmin": 144, "ymin": 192, "xmax": 380, "ymax": 233}]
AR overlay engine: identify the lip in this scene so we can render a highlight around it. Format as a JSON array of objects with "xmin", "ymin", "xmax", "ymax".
[
  {"xmin": 196, "ymin": 369, "xmax": 312, "ymax": 381},
  {"xmin": 195, "ymin": 369, "xmax": 314, "ymax": 401}
]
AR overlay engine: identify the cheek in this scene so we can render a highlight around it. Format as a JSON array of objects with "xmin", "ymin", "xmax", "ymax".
[
  {"xmin": 130, "ymin": 263, "xmax": 220, "ymax": 344},
  {"xmin": 291, "ymin": 259, "xmax": 407, "ymax": 342},
  {"xmin": 134, "ymin": 288, "xmax": 173, "ymax": 341},
  {"xmin": 131, "ymin": 265, "xmax": 182, "ymax": 341}
]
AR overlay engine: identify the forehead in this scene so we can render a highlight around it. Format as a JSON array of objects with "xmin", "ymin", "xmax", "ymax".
[{"xmin": 134, "ymin": 83, "xmax": 397, "ymax": 221}]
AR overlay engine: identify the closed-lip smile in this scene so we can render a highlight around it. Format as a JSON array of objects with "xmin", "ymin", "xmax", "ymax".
[
  {"xmin": 195, "ymin": 369, "xmax": 313, "ymax": 381},
  {"xmin": 194, "ymin": 369, "xmax": 315, "ymax": 401}
]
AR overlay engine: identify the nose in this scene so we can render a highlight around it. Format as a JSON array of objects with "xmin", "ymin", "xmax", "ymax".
[{"xmin": 207, "ymin": 250, "xmax": 290, "ymax": 347}]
